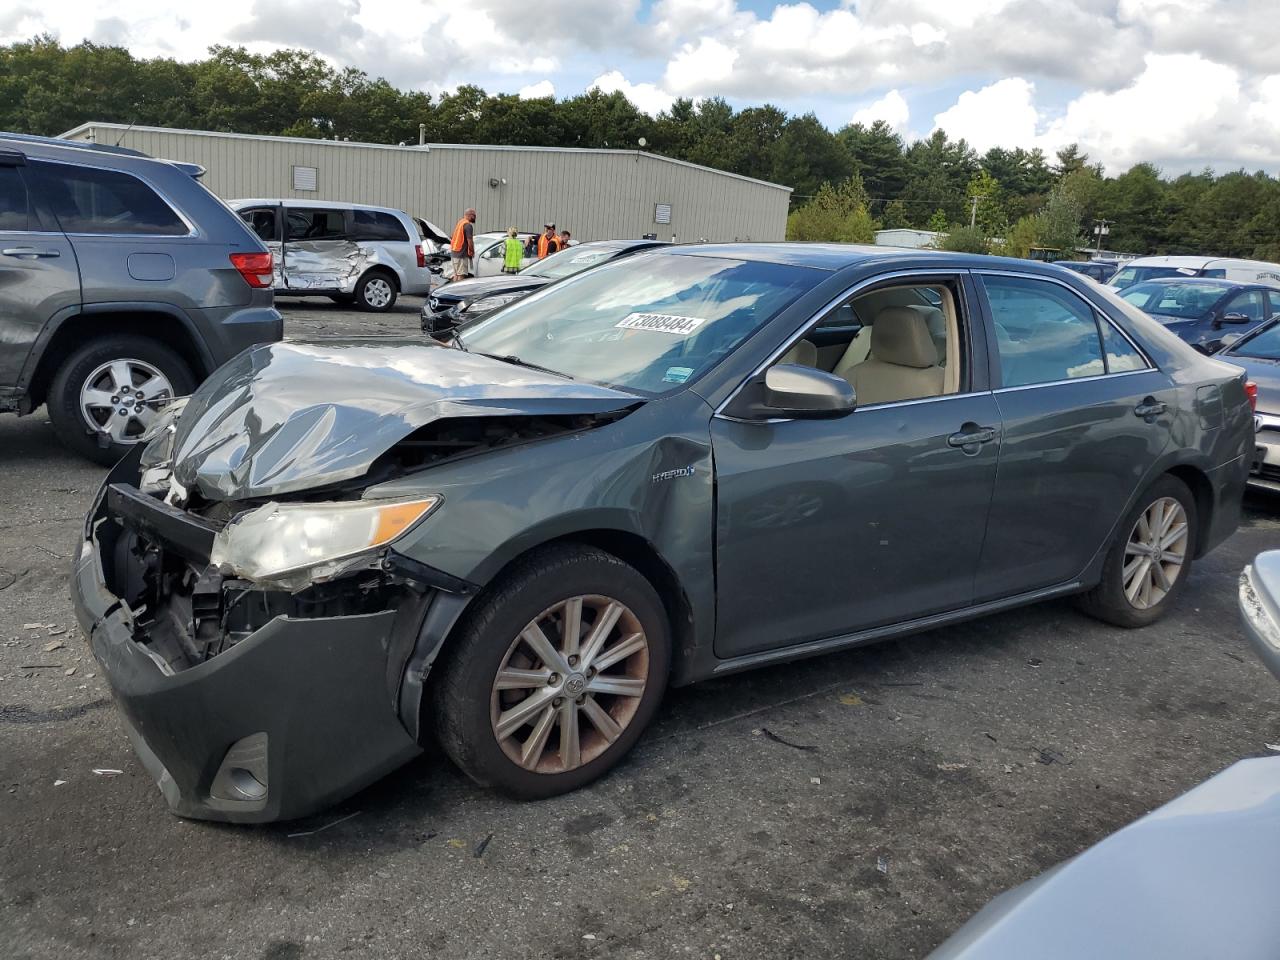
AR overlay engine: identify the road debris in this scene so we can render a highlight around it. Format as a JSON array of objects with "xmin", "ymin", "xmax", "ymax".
[
  {"xmin": 43, "ymin": 640, "xmax": 65, "ymax": 652},
  {"xmin": 53, "ymin": 779, "xmax": 66, "ymax": 786},
  {"xmin": 474, "ymin": 833, "xmax": 494, "ymax": 858},
  {"xmin": 809, "ymin": 776, "xmax": 822, "ymax": 785},
  {"xmin": 286, "ymin": 810, "xmax": 361, "ymax": 838},
  {"xmin": 876, "ymin": 855, "xmax": 889, "ymax": 874},
  {"xmin": 582, "ymin": 934, "xmax": 597, "ymax": 941},
  {"xmin": 936, "ymin": 762, "xmax": 968, "ymax": 772},
  {"xmin": 838, "ymin": 692, "xmax": 864, "ymax": 706},
  {"xmin": 20, "ymin": 664, "xmax": 60, "ymax": 670},
  {"xmin": 92, "ymin": 768, "xmax": 123, "ymax": 776},
  {"xmin": 1035, "ymin": 748, "xmax": 1068, "ymax": 765},
  {"xmin": 1265, "ymin": 743, "xmax": 1280, "ymax": 753},
  {"xmin": 760, "ymin": 727, "xmax": 817, "ymax": 751},
  {"xmin": 64, "ymin": 667, "xmax": 76, "ymax": 677},
  {"xmin": 1027, "ymin": 657, "xmax": 1042, "ymax": 667}
]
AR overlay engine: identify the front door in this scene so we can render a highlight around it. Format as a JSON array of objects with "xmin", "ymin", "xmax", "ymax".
[
  {"xmin": 0, "ymin": 158, "xmax": 80, "ymax": 391},
  {"xmin": 973, "ymin": 272, "xmax": 1173, "ymax": 600},
  {"xmin": 711, "ymin": 273, "xmax": 1001, "ymax": 659}
]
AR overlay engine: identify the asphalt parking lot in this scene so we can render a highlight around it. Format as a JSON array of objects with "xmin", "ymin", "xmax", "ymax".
[{"xmin": 3, "ymin": 294, "xmax": 1279, "ymax": 960}]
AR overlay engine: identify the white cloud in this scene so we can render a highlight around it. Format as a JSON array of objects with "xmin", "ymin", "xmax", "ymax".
[
  {"xmin": 663, "ymin": 37, "xmax": 738, "ymax": 94},
  {"xmin": 932, "ymin": 78, "xmax": 1039, "ymax": 154},
  {"xmin": 850, "ymin": 90, "xmax": 909, "ymax": 133},
  {"xmin": 518, "ymin": 80, "xmax": 555, "ymax": 100},
  {"xmin": 589, "ymin": 71, "xmax": 675, "ymax": 116}
]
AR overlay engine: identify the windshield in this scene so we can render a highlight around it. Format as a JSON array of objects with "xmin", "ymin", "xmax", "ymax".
[
  {"xmin": 461, "ymin": 253, "xmax": 822, "ymax": 395},
  {"xmin": 1108, "ymin": 265, "xmax": 1196, "ymax": 289},
  {"xmin": 521, "ymin": 245, "xmax": 620, "ymax": 280},
  {"xmin": 1119, "ymin": 281, "xmax": 1225, "ymax": 319},
  {"xmin": 1232, "ymin": 323, "xmax": 1280, "ymax": 360}
]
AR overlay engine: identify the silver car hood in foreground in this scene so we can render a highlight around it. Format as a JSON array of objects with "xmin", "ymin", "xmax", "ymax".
[
  {"xmin": 930, "ymin": 756, "xmax": 1280, "ymax": 959},
  {"xmin": 169, "ymin": 340, "xmax": 639, "ymax": 501}
]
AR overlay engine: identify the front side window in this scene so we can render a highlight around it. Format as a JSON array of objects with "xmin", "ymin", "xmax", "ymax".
[
  {"xmin": 239, "ymin": 208, "xmax": 278, "ymax": 243},
  {"xmin": 521, "ymin": 246, "xmax": 615, "ymax": 279},
  {"xmin": 30, "ymin": 161, "xmax": 186, "ymax": 235},
  {"xmin": 983, "ymin": 275, "xmax": 1106, "ymax": 386},
  {"xmin": 285, "ymin": 209, "xmax": 346, "ymax": 241},
  {"xmin": 462, "ymin": 254, "xmax": 822, "ymax": 395},
  {"xmin": 1223, "ymin": 289, "xmax": 1266, "ymax": 322},
  {"xmin": 1231, "ymin": 323, "xmax": 1280, "ymax": 360},
  {"xmin": 0, "ymin": 166, "xmax": 30, "ymax": 232}
]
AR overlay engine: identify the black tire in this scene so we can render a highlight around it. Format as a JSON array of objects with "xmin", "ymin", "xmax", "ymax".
[
  {"xmin": 354, "ymin": 270, "xmax": 398, "ymax": 312},
  {"xmin": 432, "ymin": 545, "xmax": 671, "ymax": 799},
  {"xmin": 46, "ymin": 335, "xmax": 196, "ymax": 466},
  {"xmin": 1077, "ymin": 474, "xmax": 1198, "ymax": 628}
]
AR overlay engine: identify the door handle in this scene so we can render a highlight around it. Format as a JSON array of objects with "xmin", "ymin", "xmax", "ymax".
[
  {"xmin": 947, "ymin": 425, "xmax": 998, "ymax": 448},
  {"xmin": 2, "ymin": 247, "xmax": 60, "ymax": 259},
  {"xmin": 1134, "ymin": 398, "xmax": 1167, "ymax": 419}
]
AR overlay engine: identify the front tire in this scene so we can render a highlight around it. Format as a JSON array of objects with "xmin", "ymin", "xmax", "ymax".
[
  {"xmin": 1077, "ymin": 474, "xmax": 1197, "ymax": 628},
  {"xmin": 355, "ymin": 270, "xmax": 398, "ymax": 312},
  {"xmin": 46, "ymin": 335, "xmax": 195, "ymax": 466},
  {"xmin": 432, "ymin": 545, "xmax": 670, "ymax": 799}
]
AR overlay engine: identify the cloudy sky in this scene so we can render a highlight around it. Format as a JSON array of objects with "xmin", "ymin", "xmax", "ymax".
[{"xmin": 4, "ymin": 0, "xmax": 1279, "ymax": 174}]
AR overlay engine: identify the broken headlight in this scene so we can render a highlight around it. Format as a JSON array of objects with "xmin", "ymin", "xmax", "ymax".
[
  {"xmin": 461, "ymin": 293, "xmax": 520, "ymax": 315},
  {"xmin": 209, "ymin": 496, "xmax": 441, "ymax": 585}
]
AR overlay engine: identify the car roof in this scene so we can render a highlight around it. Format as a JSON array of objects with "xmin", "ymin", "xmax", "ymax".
[
  {"xmin": 0, "ymin": 131, "xmax": 206, "ymax": 178},
  {"xmin": 653, "ymin": 242, "xmax": 1091, "ymax": 275},
  {"xmin": 1125, "ymin": 276, "xmax": 1249, "ymax": 289},
  {"xmin": 1122, "ymin": 254, "xmax": 1280, "ymax": 270},
  {"xmin": 230, "ymin": 198, "xmax": 413, "ymax": 219}
]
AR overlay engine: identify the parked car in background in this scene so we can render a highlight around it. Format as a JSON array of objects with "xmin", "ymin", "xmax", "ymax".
[
  {"xmin": 1053, "ymin": 259, "xmax": 1119, "ymax": 283},
  {"xmin": 230, "ymin": 199, "xmax": 436, "ymax": 312},
  {"xmin": 421, "ymin": 238, "xmax": 668, "ymax": 336},
  {"xmin": 72, "ymin": 245, "xmax": 1252, "ymax": 822},
  {"xmin": 1215, "ymin": 314, "xmax": 1280, "ymax": 493},
  {"xmin": 1115, "ymin": 277, "xmax": 1278, "ymax": 352},
  {"xmin": 1106, "ymin": 255, "xmax": 1280, "ymax": 291},
  {"xmin": 470, "ymin": 230, "xmax": 538, "ymax": 277},
  {"xmin": 0, "ymin": 132, "xmax": 281, "ymax": 464}
]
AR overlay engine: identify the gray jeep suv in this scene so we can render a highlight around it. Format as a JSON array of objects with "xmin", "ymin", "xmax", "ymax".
[{"xmin": 0, "ymin": 133, "xmax": 282, "ymax": 464}]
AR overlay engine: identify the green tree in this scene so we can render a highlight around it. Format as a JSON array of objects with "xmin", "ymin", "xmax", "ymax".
[
  {"xmin": 786, "ymin": 176, "xmax": 877, "ymax": 242},
  {"xmin": 939, "ymin": 224, "xmax": 990, "ymax": 254},
  {"xmin": 837, "ymin": 119, "xmax": 906, "ymax": 198}
]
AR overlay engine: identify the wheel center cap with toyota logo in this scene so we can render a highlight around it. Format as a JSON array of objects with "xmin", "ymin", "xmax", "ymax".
[{"xmin": 563, "ymin": 674, "xmax": 586, "ymax": 696}]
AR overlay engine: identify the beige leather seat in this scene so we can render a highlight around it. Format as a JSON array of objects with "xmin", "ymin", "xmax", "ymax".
[
  {"xmin": 843, "ymin": 306, "xmax": 945, "ymax": 405},
  {"xmin": 779, "ymin": 338, "xmax": 817, "ymax": 367}
]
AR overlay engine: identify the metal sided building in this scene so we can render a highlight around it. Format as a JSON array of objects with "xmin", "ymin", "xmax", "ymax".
[{"xmin": 60, "ymin": 123, "xmax": 791, "ymax": 243}]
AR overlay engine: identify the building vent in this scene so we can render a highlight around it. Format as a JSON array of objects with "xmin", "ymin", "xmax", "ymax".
[
  {"xmin": 292, "ymin": 165, "xmax": 318, "ymax": 191},
  {"xmin": 654, "ymin": 203, "xmax": 672, "ymax": 225}
]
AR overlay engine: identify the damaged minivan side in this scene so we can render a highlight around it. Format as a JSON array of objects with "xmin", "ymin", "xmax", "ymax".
[{"xmin": 73, "ymin": 245, "xmax": 1252, "ymax": 822}]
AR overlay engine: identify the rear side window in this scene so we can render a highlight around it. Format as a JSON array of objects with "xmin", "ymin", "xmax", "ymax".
[
  {"xmin": 1099, "ymin": 319, "xmax": 1148, "ymax": 372},
  {"xmin": 0, "ymin": 166, "xmax": 29, "ymax": 231},
  {"xmin": 350, "ymin": 209, "xmax": 409, "ymax": 242},
  {"xmin": 30, "ymin": 161, "xmax": 186, "ymax": 235},
  {"xmin": 982, "ymin": 275, "xmax": 1105, "ymax": 386},
  {"xmin": 286, "ymin": 208, "xmax": 346, "ymax": 241}
]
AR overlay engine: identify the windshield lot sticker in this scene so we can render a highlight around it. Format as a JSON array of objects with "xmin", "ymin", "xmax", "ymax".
[
  {"xmin": 663, "ymin": 366, "xmax": 694, "ymax": 383},
  {"xmin": 616, "ymin": 313, "xmax": 707, "ymax": 336}
]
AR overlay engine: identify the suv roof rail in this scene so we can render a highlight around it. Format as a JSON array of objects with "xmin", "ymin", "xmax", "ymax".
[{"xmin": 0, "ymin": 131, "xmax": 150, "ymax": 158}]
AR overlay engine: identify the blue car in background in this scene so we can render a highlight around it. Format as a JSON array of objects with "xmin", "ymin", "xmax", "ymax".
[
  {"xmin": 1053, "ymin": 260, "xmax": 1120, "ymax": 283},
  {"xmin": 1116, "ymin": 276, "xmax": 1280, "ymax": 352}
]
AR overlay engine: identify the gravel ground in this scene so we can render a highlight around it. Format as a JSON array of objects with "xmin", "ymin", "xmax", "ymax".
[{"xmin": 2, "ymin": 294, "xmax": 1278, "ymax": 959}]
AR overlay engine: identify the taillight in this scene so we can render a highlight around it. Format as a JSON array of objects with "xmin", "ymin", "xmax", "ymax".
[
  {"xmin": 1246, "ymin": 380, "xmax": 1258, "ymax": 412},
  {"xmin": 230, "ymin": 251, "xmax": 273, "ymax": 289},
  {"xmin": 416, "ymin": 243, "xmax": 427, "ymax": 269}
]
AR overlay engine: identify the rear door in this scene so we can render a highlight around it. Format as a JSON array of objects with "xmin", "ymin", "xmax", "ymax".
[
  {"xmin": 0, "ymin": 153, "xmax": 80, "ymax": 391},
  {"xmin": 973, "ymin": 271, "xmax": 1173, "ymax": 600},
  {"xmin": 282, "ymin": 207, "xmax": 352, "ymax": 291}
]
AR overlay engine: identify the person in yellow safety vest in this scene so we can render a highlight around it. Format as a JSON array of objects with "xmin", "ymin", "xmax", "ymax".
[
  {"xmin": 449, "ymin": 208, "xmax": 476, "ymax": 280},
  {"xmin": 537, "ymin": 223, "xmax": 558, "ymax": 259},
  {"xmin": 502, "ymin": 227, "xmax": 523, "ymax": 274}
]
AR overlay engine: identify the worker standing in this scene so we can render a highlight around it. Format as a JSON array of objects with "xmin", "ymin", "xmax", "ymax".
[
  {"xmin": 560, "ymin": 229, "xmax": 573, "ymax": 248},
  {"xmin": 537, "ymin": 222, "xmax": 558, "ymax": 259},
  {"xmin": 449, "ymin": 207, "xmax": 477, "ymax": 280},
  {"xmin": 502, "ymin": 227, "xmax": 523, "ymax": 274}
]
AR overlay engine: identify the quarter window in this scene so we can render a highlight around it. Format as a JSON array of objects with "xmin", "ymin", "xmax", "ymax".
[
  {"xmin": 1099, "ymin": 319, "xmax": 1148, "ymax": 372},
  {"xmin": 350, "ymin": 209, "xmax": 409, "ymax": 242},
  {"xmin": 0, "ymin": 166, "xmax": 29, "ymax": 232},
  {"xmin": 982, "ymin": 275, "xmax": 1106, "ymax": 386},
  {"xmin": 29, "ymin": 161, "xmax": 186, "ymax": 235}
]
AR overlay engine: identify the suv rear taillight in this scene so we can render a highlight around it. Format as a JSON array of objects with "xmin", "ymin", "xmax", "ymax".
[
  {"xmin": 230, "ymin": 252, "xmax": 273, "ymax": 289},
  {"xmin": 416, "ymin": 243, "xmax": 427, "ymax": 269},
  {"xmin": 1246, "ymin": 380, "xmax": 1258, "ymax": 412}
]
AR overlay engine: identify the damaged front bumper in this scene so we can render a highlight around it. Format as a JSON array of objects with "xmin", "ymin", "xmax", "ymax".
[{"xmin": 70, "ymin": 452, "xmax": 443, "ymax": 823}]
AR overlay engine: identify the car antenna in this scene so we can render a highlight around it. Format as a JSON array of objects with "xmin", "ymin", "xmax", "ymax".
[{"xmin": 114, "ymin": 117, "xmax": 137, "ymax": 147}]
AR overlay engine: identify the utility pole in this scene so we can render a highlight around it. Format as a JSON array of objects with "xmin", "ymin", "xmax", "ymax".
[
  {"xmin": 970, "ymin": 196, "xmax": 979, "ymax": 229},
  {"xmin": 1093, "ymin": 219, "xmax": 1111, "ymax": 258}
]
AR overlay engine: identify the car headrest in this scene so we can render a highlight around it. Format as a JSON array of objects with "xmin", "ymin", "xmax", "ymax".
[
  {"xmin": 780, "ymin": 338, "xmax": 818, "ymax": 367},
  {"xmin": 871, "ymin": 306, "xmax": 938, "ymax": 369}
]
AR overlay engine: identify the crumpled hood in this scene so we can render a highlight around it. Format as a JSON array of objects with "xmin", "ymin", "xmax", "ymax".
[
  {"xmin": 170, "ymin": 339, "xmax": 640, "ymax": 501},
  {"xmin": 430, "ymin": 274, "xmax": 549, "ymax": 303}
]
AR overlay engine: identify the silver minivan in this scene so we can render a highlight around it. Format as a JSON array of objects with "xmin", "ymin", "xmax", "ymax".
[{"xmin": 230, "ymin": 199, "xmax": 439, "ymax": 312}]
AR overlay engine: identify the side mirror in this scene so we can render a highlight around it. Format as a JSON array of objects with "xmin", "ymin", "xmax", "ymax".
[
  {"xmin": 1219, "ymin": 312, "xmax": 1253, "ymax": 326},
  {"xmin": 724, "ymin": 364, "xmax": 856, "ymax": 420}
]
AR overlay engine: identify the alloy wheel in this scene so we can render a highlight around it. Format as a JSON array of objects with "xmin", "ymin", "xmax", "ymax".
[
  {"xmin": 1122, "ymin": 496, "xmax": 1189, "ymax": 610},
  {"xmin": 78, "ymin": 359, "xmax": 175, "ymax": 443},
  {"xmin": 490, "ymin": 595, "xmax": 650, "ymax": 774},
  {"xmin": 363, "ymin": 277, "xmax": 393, "ymax": 308}
]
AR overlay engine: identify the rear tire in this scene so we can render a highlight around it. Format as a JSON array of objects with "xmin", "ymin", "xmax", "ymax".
[
  {"xmin": 46, "ymin": 335, "xmax": 195, "ymax": 466},
  {"xmin": 355, "ymin": 270, "xmax": 397, "ymax": 312},
  {"xmin": 432, "ymin": 545, "xmax": 670, "ymax": 799},
  {"xmin": 1077, "ymin": 474, "xmax": 1197, "ymax": 628}
]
